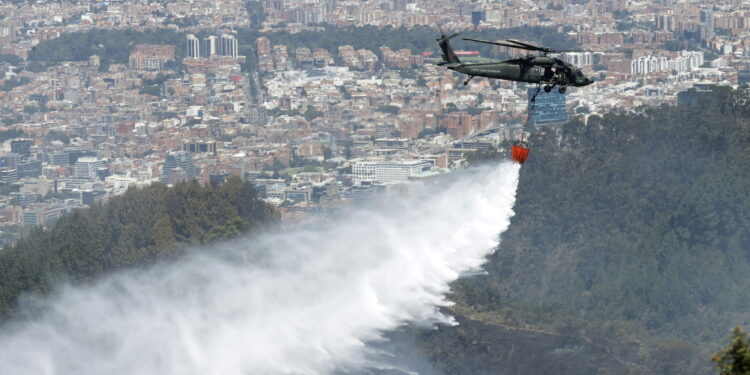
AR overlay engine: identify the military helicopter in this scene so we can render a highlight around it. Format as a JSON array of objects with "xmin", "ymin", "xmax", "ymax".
[{"xmin": 436, "ymin": 31, "xmax": 595, "ymax": 93}]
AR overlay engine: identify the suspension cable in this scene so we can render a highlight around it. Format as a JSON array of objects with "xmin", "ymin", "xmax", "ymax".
[{"xmin": 519, "ymin": 83, "xmax": 542, "ymax": 143}]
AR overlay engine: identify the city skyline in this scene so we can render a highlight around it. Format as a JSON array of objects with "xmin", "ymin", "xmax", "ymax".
[{"xmin": 0, "ymin": 0, "xmax": 746, "ymax": 244}]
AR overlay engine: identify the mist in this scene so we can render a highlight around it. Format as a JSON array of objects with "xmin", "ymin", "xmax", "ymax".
[{"xmin": 0, "ymin": 162, "xmax": 519, "ymax": 375}]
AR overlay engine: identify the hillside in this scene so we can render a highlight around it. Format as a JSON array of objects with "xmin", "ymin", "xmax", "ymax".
[
  {"xmin": 0, "ymin": 177, "xmax": 278, "ymax": 320},
  {"xmin": 3, "ymin": 85, "xmax": 749, "ymax": 373},
  {"xmin": 409, "ymin": 86, "xmax": 750, "ymax": 374}
]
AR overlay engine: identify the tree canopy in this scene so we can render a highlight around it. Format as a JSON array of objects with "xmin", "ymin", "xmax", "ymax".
[
  {"xmin": 27, "ymin": 29, "xmax": 185, "ymax": 71},
  {"xmin": 714, "ymin": 327, "xmax": 750, "ymax": 375},
  {"xmin": 451, "ymin": 85, "xmax": 750, "ymax": 374},
  {"xmin": 0, "ymin": 177, "xmax": 278, "ymax": 320}
]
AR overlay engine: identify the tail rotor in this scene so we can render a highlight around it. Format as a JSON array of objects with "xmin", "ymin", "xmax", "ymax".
[
  {"xmin": 437, "ymin": 26, "xmax": 461, "ymax": 42},
  {"xmin": 436, "ymin": 26, "xmax": 462, "ymax": 65}
]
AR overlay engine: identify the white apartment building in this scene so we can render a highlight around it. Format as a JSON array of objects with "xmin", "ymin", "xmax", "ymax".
[
  {"xmin": 353, "ymin": 160, "xmax": 433, "ymax": 185},
  {"xmin": 631, "ymin": 51, "xmax": 704, "ymax": 75},
  {"xmin": 74, "ymin": 157, "xmax": 105, "ymax": 180},
  {"xmin": 105, "ymin": 175, "xmax": 138, "ymax": 192},
  {"xmin": 561, "ymin": 52, "xmax": 593, "ymax": 66}
]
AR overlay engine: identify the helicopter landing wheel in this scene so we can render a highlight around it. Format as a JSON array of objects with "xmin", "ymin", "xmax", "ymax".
[
  {"xmin": 544, "ymin": 85, "xmax": 553, "ymax": 93},
  {"xmin": 558, "ymin": 86, "xmax": 567, "ymax": 94}
]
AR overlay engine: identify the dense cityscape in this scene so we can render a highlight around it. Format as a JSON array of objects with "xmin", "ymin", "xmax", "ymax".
[{"xmin": 0, "ymin": 0, "xmax": 748, "ymax": 245}]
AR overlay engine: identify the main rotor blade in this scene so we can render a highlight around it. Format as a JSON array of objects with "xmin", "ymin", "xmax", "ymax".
[
  {"xmin": 505, "ymin": 39, "xmax": 545, "ymax": 50},
  {"xmin": 505, "ymin": 39, "xmax": 616, "ymax": 54},
  {"xmin": 463, "ymin": 37, "xmax": 606, "ymax": 55},
  {"xmin": 462, "ymin": 38, "xmax": 535, "ymax": 50}
]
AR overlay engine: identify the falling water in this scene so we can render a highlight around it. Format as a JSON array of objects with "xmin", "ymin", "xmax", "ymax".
[{"xmin": 0, "ymin": 162, "xmax": 520, "ymax": 375}]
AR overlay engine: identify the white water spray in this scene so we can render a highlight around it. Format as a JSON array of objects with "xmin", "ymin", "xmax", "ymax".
[{"xmin": 0, "ymin": 162, "xmax": 519, "ymax": 375}]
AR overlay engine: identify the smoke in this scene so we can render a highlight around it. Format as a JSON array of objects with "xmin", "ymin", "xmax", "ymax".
[{"xmin": 0, "ymin": 162, "xmax": 519, "ymax": 375}]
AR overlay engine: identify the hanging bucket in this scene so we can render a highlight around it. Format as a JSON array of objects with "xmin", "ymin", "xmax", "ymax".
[{"xmin": 511, "ymin": 141, "xmax": 530, "ymax": 164}]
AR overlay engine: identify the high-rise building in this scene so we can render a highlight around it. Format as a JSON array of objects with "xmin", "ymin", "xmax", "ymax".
[
  {"xmin": 655, "ymin": 14, "xmax": 675, "ymax": 32},
  {"xmin": 74, "ymin": 157, "xmax": 105, "ymax": 180},
  {"xmin": 375, "ymin": 124, "xmax": 396, "ymax": 138},
  {"xmin": 66, "ymin": 148, "xmax": 97, "ymax": 165},
  {"xmin": 256, "ymin": 36, "xmax": 271, "ymax": 55},
  {"xmin": 11, "ymin": 139, "xmax": 32, "ymax": 156},
  {"xmin": 561, "ymin": 52, "xmax": 593, "ymax": 67},
  {"xmin": 528, "ymin": 88, "xmax": 568, "ymax": 125},
  {"xmin": 700, "ymin": 9, "xmax": 715, "ymax": 42},
  {"xmin": 3, "ymin": 152, "xmax": 21, "ymax": 168},
  {"xmin": 81, "ymin": 190, "xmax": 106, "ymax": 205},
  {"xmin": 471, "ymin": 11, "xmax": 486, "ymax": 26},
  {"xmin": 17, "ymin": 159, "xmax": 42, "ymax": 178},
  {"xmin": 0, "ymin": 20, "xmax": 15, "ymax": 44},
  {"xmin": 201, "ymin": 36, "xmax": 218, "ymax": 58},
  {"xmin": 219, "ymin": 34, "xmax": 239, "ymax": 58},
  {"xmin": 51, "ymin": 151, "xmax": 71, "ymax": 165},
  {"xmin": 3, "ymin": 153, "xmax": 19, "ymax": 169},
  {"xmin": 247, "ymin": 105, "xmax": 268, "ymax": 126},
  {"xmin": 10, "ymin": 192, "xmax": 38, "ymax": 208},
  {"xmin": 182, "ymin": 140, "xmax": 217, "ymax": 155},
  {"xmin": 162, "ymin": 151, "xmax": 196, "ymax": 184},
  {"xmin": 186, "ymin": 34, "xmax": 201, "ymax": 59},
  {"xmin": 22, "ymin": 206, "xmax": 62, "ymax": 227},
  {"xmin": 352, "ymin": 160, "xmax": 433, "ymax": 185},
  {"xmin": 0, "ymin": 168, "xmax": 17, "ymax": 184}
]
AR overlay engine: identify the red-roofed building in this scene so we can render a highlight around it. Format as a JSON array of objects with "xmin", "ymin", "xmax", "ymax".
[{"xmin": 455, "ymin": 51, "xmax": 480, "ymax": 57}]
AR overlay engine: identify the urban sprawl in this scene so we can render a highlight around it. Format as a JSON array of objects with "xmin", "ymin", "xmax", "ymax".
[{"xmin": 0, "ymin": 0, "xmax": 748, "ymax": 244}]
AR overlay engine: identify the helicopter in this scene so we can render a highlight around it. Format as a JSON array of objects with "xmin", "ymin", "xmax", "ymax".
[{"xmin": 436, "ymin": 31, "xmax": 595, "ymax": 93}]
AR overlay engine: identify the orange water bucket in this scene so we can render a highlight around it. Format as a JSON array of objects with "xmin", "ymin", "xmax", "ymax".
[{"xmin": 511, "ymin": 142, "xmax": 530, "ymax": 164}]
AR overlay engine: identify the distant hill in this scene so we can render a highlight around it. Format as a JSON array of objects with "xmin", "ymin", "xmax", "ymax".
[{"xmin": 0, "ymin": 177, "xmax": 278, "ymax": 320}]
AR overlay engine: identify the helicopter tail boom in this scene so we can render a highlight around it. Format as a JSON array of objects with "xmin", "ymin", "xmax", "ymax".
[{"xmin": 437, "ymin": 32, "xmax": 461, "ymax": 65}]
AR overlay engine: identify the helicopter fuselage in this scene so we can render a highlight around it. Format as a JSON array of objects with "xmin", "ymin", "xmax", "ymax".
[
  {"xmin": 436, "ymin": 33, "xmax": 595, "ymax": 90},
  {"xmin": 446, "ymin": 58, "xmax": 592, "ymax": 88}
]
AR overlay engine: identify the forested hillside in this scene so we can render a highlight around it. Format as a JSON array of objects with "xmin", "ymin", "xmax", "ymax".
[
  {"xmin": 413, "ymin": 86, "xmax": 750, "ymax": 374},
  {"xmin": 0, "ymin": 177, "xmax": 278, "ymax": 319},
  {"xmin": 27, "ymin": 29, "xmax": 186, "ymax": 72}
]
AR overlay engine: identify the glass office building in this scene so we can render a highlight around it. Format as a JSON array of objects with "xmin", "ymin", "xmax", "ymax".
[{"xmin": 528, "ymin": 88, "xmax": 568, "ymax": 125}]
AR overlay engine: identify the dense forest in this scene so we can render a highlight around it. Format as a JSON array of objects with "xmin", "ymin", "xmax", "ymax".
[
  {"xmin": 398, "ymin": 86, "xmax": 750, "ymax": 375},
  {"xmin": 26, "ymin": 29, "xmax": 186, "ymax": 72},
  {"xmin": 0, "ymin": 177, "xmax": 278, "ymax": 320}
]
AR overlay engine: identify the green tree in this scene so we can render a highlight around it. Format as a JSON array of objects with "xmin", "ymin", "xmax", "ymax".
[
  {"xmin": 714, "ymin": 327, "xmax": 750, "ymax": 375},
  {"xmin": 303, "ymin": 107, "xmax": 324, "ymax": 121},
  {"xmin": 0, "ymin": 54, "xmax": 22, "ymax": 65},
  {"xmin": 0, "ymin": 129, "xmax": 24, "ymax": 142},
  {"xmin": 447, "ymin": 86, "xmax": 750, "ymax": 374},
  {"xmin": 0, "ymin": 77, "xmax": 30, "ymax": 91},
  {"xmin": 0, "ymin": 177, "xmax": 278, "ymax": 320}
]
